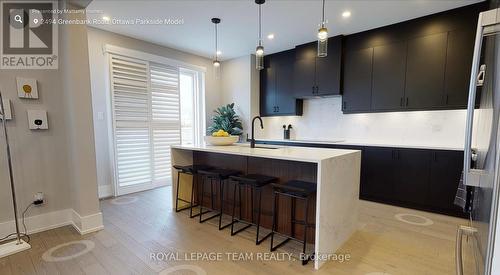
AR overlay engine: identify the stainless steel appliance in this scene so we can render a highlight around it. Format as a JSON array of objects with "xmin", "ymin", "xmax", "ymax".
[{"xmin": 460, "ymin": 7, "xmax": 500, "ymax": 275}]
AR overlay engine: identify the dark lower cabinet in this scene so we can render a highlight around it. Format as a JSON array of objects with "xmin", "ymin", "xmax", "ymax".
[
  {"xmin": 361, "ymin": 147, "xmax": 396, "ymax": 200},
  {"xmin": 257, "ymin": 139, "xmax": 466, "ymax": 218},
  {"xmin": 393, "ymin": 149, "xmax": 431, "ymax": 205},
  {"xmin": 428, "ymin": 151, "xmax": 465, "ymax": 215}
]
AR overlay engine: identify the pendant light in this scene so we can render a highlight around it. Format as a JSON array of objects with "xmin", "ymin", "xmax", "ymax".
[
  {"xmin": 255, "ymin": 0, "xmax": 265, "ymax": 70},
  {"xmin": 317, "ymin": 0, "xmax": 328, "ymax": 57},
  {"xmin": 211, "ymin": 18, "xmax": 221, "ymax": 78}
]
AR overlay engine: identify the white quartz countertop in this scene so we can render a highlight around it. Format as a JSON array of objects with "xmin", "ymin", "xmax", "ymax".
[
  {"xmin": 171, "ymin": 143, "xmax": 360, "ymax": 163},
  {"xmin": 255, "ymin": 138, "xmax": 464, "ymax": 151}
]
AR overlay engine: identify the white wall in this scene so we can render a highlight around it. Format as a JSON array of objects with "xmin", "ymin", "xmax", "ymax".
[
  {"xmin": 87, "ymin": 27, "xmax": 221, "ymax": 196},
  {"xmin": 0, "ymin": 2, "xmax": 102, "ymax": 234},
  {"xmin": 258, "ymin": 97, "xmax": 467, "ymax": 149}
]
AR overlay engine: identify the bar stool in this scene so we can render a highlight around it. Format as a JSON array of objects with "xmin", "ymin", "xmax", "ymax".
[
  {"xmin": 173, "ymin": 165, "xmax": 212, "ymax": 218},
  {"xmin": 270, "ymin": 180, "xmax": 316, "ymax": 265},
  {"xmin": 229, "ymin": 174, "xmax": 278, "ymax": 245},
  {"xmin": 197, "ymin": 168, "xmax": 240, "ymax": 230}
]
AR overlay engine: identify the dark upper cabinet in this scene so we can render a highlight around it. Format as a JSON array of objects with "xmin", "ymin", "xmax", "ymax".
[
  {"xmin": 444, "ymin": 29, "xmax": 475, "ymax": 107},
  {"xmin": 294, "ymin": 36, "xmax": 343, "ymax": 97},
  {"xmin": 342, "ymin": 47, "xmax": 373, "ymax": 112},
  {"xmin": 260, "ymin": 66, "xmax": 276, "ymax": 116},
  {"xmin": 316, "ymin": 36, "xmax": 342, "ymax": 95},
  {"xmin": 293, "ymin": 43, "xmax": 316, "ymax": 96},
  {"xmin": 405, "ymin": 32, "xmax": 448, "ymax": 109},
  {"xmin": 371, "ymin": 41, "xmax": 407, "ymax": 111},
  {"xmin": 260, "ymin": 50, "xmax": 303, "ymax": 117},
  {"xmin": 393, "ymin": 149, "xmax": 431, "ymax": 205},
  {"xmin": 342, "ymin": 2, "xmax": 486, "ymax": 114},
  {"xmin": 275, "ymin": 50, "xmax": 301, "ymax": 115}
]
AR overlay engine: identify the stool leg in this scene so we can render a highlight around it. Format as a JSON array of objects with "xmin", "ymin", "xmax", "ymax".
[
  {"xmin": 199, "ymin": 176, "xmax": 205, "ymax": 223},
  {"xmin": 255, "ymin": 187, "xmax": 272, "ymax": 245},
  {"xmin": 189, "ymin": 173, "xmax": 196, "ymax": 218},
  {"xmin": 238, "ymin": 183, "xmax": 243, "ymax": 220},
  {"xmin": 270, "ymin": 191, "xmax": 277, "ymax": 251},
  {"xmin": 210, "ymin": 178, "xmax": 215, "ymax": 209},
  {"xmin": 291, "ymin": 197, "xmax": 296, "ymax": 238},
  {"xmin": 250, "ymin": 187, "xmax": 254, "ymax": 224},
  {"xmin": 302, "ymin": 197, "xmax": 310, "ymax": 265},
  {"xmin": 175, "ymin": 171, "xmax": 181, "ymax": 212},
  {"xmin": 218, "ymin": 179, "xmax": 224, "ymax": 230},
  {"xmin": 231, "ymin": 182, "xmax": 238, "ymax": 235}
]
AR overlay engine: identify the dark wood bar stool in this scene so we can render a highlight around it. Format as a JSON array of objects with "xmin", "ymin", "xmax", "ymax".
[
  {"xmin": 197, "ymin": 168, "xmax": 240, "ymax": 230},
  {"xmin": 173, "ymin": 164, "xmax": 212, "ymax": 218},
  {"xmin": 270, "ymin": 180, "xmax": 316, "ymax": 265},
  {"xmin": 228, "ymin": 174, "xmax": 278, "ymax": 245}
]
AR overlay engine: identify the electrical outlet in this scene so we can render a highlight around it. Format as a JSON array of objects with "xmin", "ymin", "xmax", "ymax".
[{"xmin": 34, "ymin": 192, "xmax": 44, "ymax": 205}]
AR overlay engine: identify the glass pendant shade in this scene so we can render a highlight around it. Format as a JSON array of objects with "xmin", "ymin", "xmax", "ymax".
[
  {"xmin": 317, "ymin": 26, "xmax": 328, "ymax": 57},
  {"xmin": 213, "ymin": 60, "xmax": 221, "ymax": 79},
  {"xmin": 256, "ymin": 45, "xmax": 264, "ymax": 70}
]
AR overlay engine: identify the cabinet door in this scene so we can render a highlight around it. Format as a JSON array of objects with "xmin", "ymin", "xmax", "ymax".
[
  {"xmin": 361, "ymin": 147, "xmax": 396, "ymax": 201},
  {"xmin": 342, "ymin": 48, "xmax": 373, "ymax": 112},
  {"xmin": 394, "ymin": 149, "xmax": 431, "ymax": 205},
  {"xmin": 428, "ymin": 151, "xmax": 464, "ymax": 213},
  {"xmin": 405, "ymin": 32, "xmax": 447, "ymax": 109},
  {"xmin": 260, "ymin": 67, "xmax": 276, "ymax": 116},
  {"xmin": 294, "ymin": 43, "xmax": 316, "ymax": 97},
  {"xmin": 276, "ymin": 51, "xmax": 300, "ymax": 115},
  {"xmin": 444, "ymin": 30, "xmax": 475, "ymax": 108},
  {"xmin": 315, "ymin": 36, "xmax": 342, "ymax": 96},
  {"xmin": 371, "ymin": 41, "xmax": 407, "ymax": 111}
]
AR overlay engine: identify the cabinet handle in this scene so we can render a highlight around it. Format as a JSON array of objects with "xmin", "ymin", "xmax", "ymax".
[
  {"xmin": 405, "ymin": 97, "xmax": 409, "ymax": 107},
  {"xmin": 446, "ymin": 94, "xmax": 449, "ymax": 105},
  {"xmin": 400, "ymin": 97, "xmax": 403, "ymax": 107},
  {"xmin": 273, "ymin": 106, "xmax": 276, "ymax": 112},
  {"xmin": 277, "ymin": 106, "xmax": 279, "ymax": 112}
]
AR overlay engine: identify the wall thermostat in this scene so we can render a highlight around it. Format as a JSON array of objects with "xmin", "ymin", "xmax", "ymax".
[{"xmin": 27, "ymin": 110, "xmax": 48, "ymax": 130}]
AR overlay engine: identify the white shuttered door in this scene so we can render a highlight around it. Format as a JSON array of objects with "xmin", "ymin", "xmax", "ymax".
[{"xmin": 110, "ymin": 55, "xmax": 180, "ymax": 195}]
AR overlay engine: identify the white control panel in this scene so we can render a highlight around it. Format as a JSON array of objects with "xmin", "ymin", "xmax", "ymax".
[{"xmin": 27, "ymin": 110, "xmax": 48, "ymax": 130}]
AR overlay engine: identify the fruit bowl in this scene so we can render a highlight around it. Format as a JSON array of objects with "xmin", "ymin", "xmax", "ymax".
[{"xmin": 204, "ymin": 135, "xmax": 239, "ymax": 146}]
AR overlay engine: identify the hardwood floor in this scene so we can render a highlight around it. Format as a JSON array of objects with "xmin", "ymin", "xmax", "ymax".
[{"xmin": 0, "ymin": 186, "xmax": 474, "ymax": 274}]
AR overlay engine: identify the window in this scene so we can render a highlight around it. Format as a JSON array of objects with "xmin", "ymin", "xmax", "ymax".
[{"xmin": 107, "ymin": 50, "xmax": 204, "ymax": 196}]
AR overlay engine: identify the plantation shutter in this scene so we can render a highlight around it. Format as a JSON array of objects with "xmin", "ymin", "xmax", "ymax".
[
  {"xmin": 110, "ymin": 55, "xmax": 181, "ymax": 190},
  {"xmin": 150, "ymin": 63, "xmax": 180, "ymax": 182}
]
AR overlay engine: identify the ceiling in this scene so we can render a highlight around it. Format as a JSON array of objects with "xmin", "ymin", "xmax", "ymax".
[{"xmin": 86, "ymin": 0, "xmax": 484, "ymax": 60}]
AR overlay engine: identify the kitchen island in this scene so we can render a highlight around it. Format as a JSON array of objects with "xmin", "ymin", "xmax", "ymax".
[{"xmin": 170, "ymin": 143, "xmax": 361, "ymax": 269}]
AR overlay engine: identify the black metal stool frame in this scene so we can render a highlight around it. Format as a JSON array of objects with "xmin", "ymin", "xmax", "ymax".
[
  {"xmin": 230, "ymin": 181, "xmax": 273, "ymax": 245},
  {"xmin": 270, "ymin": 190, "xmax": 315, "ymax": 265},
  {"xmin": 174, "ymin": 169, "xmax": 207, "ymax": 218},
  {"xmin": 198, "ymin": 174, "xmax": 235, "ymax": 230}
]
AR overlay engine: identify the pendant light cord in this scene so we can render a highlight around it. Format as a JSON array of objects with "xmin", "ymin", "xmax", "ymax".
[
  {"xmin": 215, "ymin": 23, "xmax": 218, "ymax": 61},
  {"xmin": 258, "ymin": 3, "xmax": 262, "ymax": 46},
  {"xmin": 321, "ymin": 0, "xmax": 326, "ymax": 26}
]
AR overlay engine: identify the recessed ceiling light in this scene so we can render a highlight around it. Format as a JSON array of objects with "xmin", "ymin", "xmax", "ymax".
[
  {"xmin": 216, "ymin": 50, "xmax": 222, "ymax": 56},
  {"xmin": 342, "ymin": 11, "xmax": 351, "ymax": 18},
  {"xmin": 102, "ymin": 16, "xmax": 110, "ymax": 21},
  {"xmin": 267, "ymin": 33, "xmax": 275, "ymax": 40}
]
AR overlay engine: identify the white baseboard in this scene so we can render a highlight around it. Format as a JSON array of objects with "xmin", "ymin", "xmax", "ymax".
[
  {"xmin": 98, "ymin": 184, "xmax": 113, "ymax": 198},
  {"xmin": 70, "ymin": 210, "xmax": 104, "ymax": 234},
  {"xmin": 0, "ymin": 208, "xmax": 103, "ymax": 239}
]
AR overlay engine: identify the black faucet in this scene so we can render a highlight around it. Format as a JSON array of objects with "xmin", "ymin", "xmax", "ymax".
[{"xmin": 250, "ymin": 116, "xmax": 263, "ymax": 148}]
